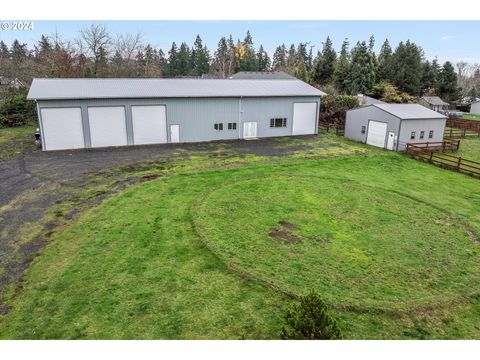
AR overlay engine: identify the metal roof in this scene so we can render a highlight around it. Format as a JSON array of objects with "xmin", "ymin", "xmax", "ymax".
[
  {"xmin": 421, "ymin": 96, "xmax": 449, "ymax": 106},
  {"xmin": 357, "ymin": 94, "xmax": 386, "ymax": 106},
  {"xmin": 27, "ymin": 78, "xmax": 325, "ymax": 100},
  {"xmin": 230, "ymin": 71, "xmax": 296, "ymax": 80},
  {"xmin": 372, "ymin": 104, "xmax": 447, "ymax": 119}
]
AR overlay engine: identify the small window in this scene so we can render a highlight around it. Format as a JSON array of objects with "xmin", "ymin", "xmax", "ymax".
[
  {"xmin": 214, "ymin": 123, "xmax": 223, "ymax": 131},
  {"xmin": 429, "ymin": 130, "xmax": 434, "ymax": 139},
  {"xmin": 410, "ymin": 131, "xmax": 416, "ymax": 140},
  {"xmin": 228, "ymin": 122, "xmax": 237, "ymax": 130},
  {"xmin": 420, "ymin": 131, "xmax": 425, "ymax": 139},
  {"xmin": 361, "ymin": 126, "xmax": 366, "ymax": 134},
  {"xmin": 270, "ymin": 118, "xmax": 287, "ymax": 128}
]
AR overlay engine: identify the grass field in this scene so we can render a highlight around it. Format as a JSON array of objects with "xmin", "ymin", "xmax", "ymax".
[
  {"xmin": 457, "ymin": 137, "xmax": 480, "ymax": 162},
  {"xmin": 0, "ymin": 126, "xmax": 36, "ymax": 160},
  {"xmin": 1, "ymin": 144, "xmax": 479, "ymax": 339},
  {"xmin": 461, "ymin": 114, "xmax": 480, "ymax": 121}
]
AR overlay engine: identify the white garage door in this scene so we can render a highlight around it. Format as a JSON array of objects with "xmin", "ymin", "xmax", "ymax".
[
  {"xmin": 40, "ymin": 107, "xmax": 84, "ymax": 151},
  {"xmin": 131, "ymin": 105, "xmax": 167, "ymax": 145},
  {"xmin": 88, "ymin": 107, "xmax": 127, "ymax": 148},
  {"xmin": 292, "ymin": 102, "xmax": 317, "ymax": 135},
  {"xmin": 366, "ymin": 120, "xmax": 387, "ymax": 148}
]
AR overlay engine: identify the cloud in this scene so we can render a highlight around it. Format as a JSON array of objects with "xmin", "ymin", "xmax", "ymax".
[{"xmin": 439, "ymin": 35, "xmax": 454, "ymax": 41}]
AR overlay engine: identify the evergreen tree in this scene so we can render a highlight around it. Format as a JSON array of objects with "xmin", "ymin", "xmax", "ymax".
[
  {"xmin": 392, "ymin": 40, "xmax": 423, "ymax": 96},
  {"xmin": 191, "ymin": 35, "xmax": 210, "ymax": 76},
  {"xmin": 135, "ymin": 50, "xmax": 146, "ymax": 77},
  {"xmin": 178, "ymin": 42, "xmax": 192, "ymax": 76},
  {"xmin": 345, "ymin": 41, "xmax": 375, "ymax": 95},
  {"xmin": 10, "ymin": 40, "xmax": 28, "ymax": 65},
  {"xmin": 295, "ymin": 57, "xmax": 308, "ymax": 82},
  {"xmin": 438, "ymin": 61, "xmax": 460, "ymax": 102},
  {"xmin": 37, "ymin": 35, "xmax": 52, "ymax": 58},
  {"xmin": 272, "ymin": 44, "xmax": 287, "ymax": 70},
  {"xmin": 0, "ymin": 40, "xmax": 9, "ymax": 58},
  {"xmin": 165, "ymin": 42, "xmax": 179, "ymax": 77},
  {"xmin": 286, "ymin": 44, "xmax": 297, "ymax": 75},
  {"xmin": 213, "ymin": 37, "xmax": 229, "ymax": 78},
  {"xmin": 256, "ymin": 45, "xmax": 271, "ymax": 72},
  {"xmin": 333, "ymin": 38, "xmax": 350, "ymax": 93},
  {"xmin": 296, "ymin": 43, "xmax": 308, "ymax": 64},
  {"xmin": 421, "ymin": 60, "xmax": 438, "ymax": 95},
  {"xmin": 310, "ymin": 36, "xmax": 337, "ymax": 85},
  {"xmin": 377, "ymin": 39, "xmax": 394, "ymax": 82},
  {"xmin": 237, "ymin": 31, "xmax": 257, "ymax": 71}
]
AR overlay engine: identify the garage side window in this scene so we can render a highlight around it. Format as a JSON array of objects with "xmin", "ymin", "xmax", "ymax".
[
  {"xmin": 270, "ymin": 118, "xmax": 287, "ymax": 128},
  {"xmin": 227, "ymin": 122, "xmax": 237, "ymax": 130},
  {"xmin": 429, "ymin": 130, "xmax": 434, "ymax": 139},
  {"xmin": 214, "ymin": 123, "xmax": 224, "ymax": 131},
  {"xmin": 361, "ymin": 126, "xmax": 366, "ymax": 134},
  {"xmin": 410, "ymin": 131, "xmax": 416, "ymax": 140},
  {"xmin": 420, "ymin": 131, "xmax": 425, "ymax": 139}
]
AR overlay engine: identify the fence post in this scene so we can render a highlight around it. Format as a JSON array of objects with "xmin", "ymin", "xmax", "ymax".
[
  {"xmin": 429, "ymin": 151, "xmax": 433, "ymax": 163},
  {"xmin": 442, "ymin": 141, "xmax": 445, "ymax": 152},
  {"xmin": 457, "ymin": 157, "xmax": 462, "ymax": 171}
]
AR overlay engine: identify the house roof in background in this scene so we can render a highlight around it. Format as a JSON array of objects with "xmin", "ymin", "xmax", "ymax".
[
  {"xmin": 27, "ymin": 78, "xmax": 325, "ymax": 100},
  {"xmin": 230, "ymin": 71, "xmax": 296, "ymax": 80},
  {"xmin": 421, "ymin": 96, "xmax": 449, "ymax": 106},
  {"xmin": 357, "ymin": 94, "xmax": 387, "ymax": 106}
]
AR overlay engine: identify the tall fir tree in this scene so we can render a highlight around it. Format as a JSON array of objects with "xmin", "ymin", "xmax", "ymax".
[
  {"xmin": 10, "ymin": 40, "xmax": 28, "ymax": 65},
  {"xmin": 178, "ymin": 42, "xmax": 192, "ymax": 76},
  {"xmin": 165, "ymin": 41, "xmax": 179, "ymax": 77},
  {"xmin": 191, "ymin": 35, "xmax": 210, "ymax": 76},
  {"xmin": 286, "ymin": 44, "xmax": 297, "ymax": 75},
  {"xmin": 295, "ymin": 57, "xmax": 308, "ymax": 82},
  {"xmin": 333, "ymin": 38, "xmax": 350, "ymax": 93},
  {"xmin": 437, "ymin": 61, "xmax": 460, "ymax": 102},
  {"xmin": 272, "ymin": 44, "xmax": 287, "ymax": 71},
  {"xmin": 421, "ymin": 60, "xmax": 438, "ymax": 95},
  {"xmin": 310, "ymin": 36, "xmax": 337, "ymax": 85},
  {"xmin": 392, "ymin": 40, "xmax": 423, "ymax": 96},
  {"xmin": 377, "ymin": 39, "xmax": 394, "ymax": 83},
  {"xmin": 345, "ymin": 41, "xmax": 375, "ymax": 95},
  {"xmin": 237, "ymin": 31, "xmax": 257, "ymax": 71},
  {"xmin": 256, "ymin": 45, "xmax": 271, "ymax": 72}
]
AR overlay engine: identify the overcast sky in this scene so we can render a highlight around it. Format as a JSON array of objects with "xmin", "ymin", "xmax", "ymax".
[{"xmin": 1, "ymin": 20, "xmax": 479, "ymax": 64}]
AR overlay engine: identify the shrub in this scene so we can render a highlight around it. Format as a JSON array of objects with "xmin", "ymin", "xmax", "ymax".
[
  {"xmin": 280, "ymin": 289, "xmax": 342, "ymax": 340},
  {"xmin": 0, "ymin": 89, "xmax": 36, "ymax": 128},
  {"xmin": 320, "ymin": 94, "xmax": 358, "ymax": 124}
]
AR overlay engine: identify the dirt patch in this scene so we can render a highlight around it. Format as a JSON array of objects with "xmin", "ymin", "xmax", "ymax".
[
  {"xmin": 139, "ymin": 174, "xmax": 163, "ymax": 183},
  {"xmin": 278, "ymin": 220, "xmax": 298, "ymax": 230},
  {"xmin": 269, "ymin": 229, "xmax": 301, "ymax": 243},
  {"xmin": 434, "ymin": 219, "xmax": 454, "ymax": 226}
]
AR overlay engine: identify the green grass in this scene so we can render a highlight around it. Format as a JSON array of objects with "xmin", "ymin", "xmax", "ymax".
[
  {"xmin": 0, "ymin": 126, "xmax": 36, "ymax": 160},
  {"xmin": 1, "ymin": 148, "xmax": 479, "ymax": 339},
  {"xmin": 457, "ymin": 137, "xmax": 480, "ymax": 162},
  {"xmin": 462, "ymin": 114, "xmax": 480, "ymax": 121}
]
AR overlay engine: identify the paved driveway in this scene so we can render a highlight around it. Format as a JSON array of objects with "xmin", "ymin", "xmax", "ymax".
[{"xmin": 0, "ymin": 136, "xmax": 315, "ymax": 309}]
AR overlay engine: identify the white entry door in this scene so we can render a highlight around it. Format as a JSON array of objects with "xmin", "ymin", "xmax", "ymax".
[
  {"xmin": 88, "ymin": 106, "xmax": 127, "ymax": 148},
  {"xmin": 292, "ymin": 102, "xmax": 317, "ymax": 135},
  {"xmin": 131, "ymin": 105, "xmax": 167, "ymax": 145},
  {"xmin": 40, "ymin": 107, "xmax": 85, "ymax": 151},
  {"xmin": 386, "ymin": 132, "xmax": 395, "ymax": 150},
  {"xmin": 366, "ymin": 120, "xmax": 388, "ymax": 148},
  {"xmin": 243, "ymin": 122, "xmax": 257, "ymax": 138},
  {"xmin": 170, "ymin": 125, "xmax": 180, "ymax": 143}
]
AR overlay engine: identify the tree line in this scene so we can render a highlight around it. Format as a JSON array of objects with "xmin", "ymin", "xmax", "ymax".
[{"xmin": 1, "ymin": 23, "xmax": 480, "ymax": 104}]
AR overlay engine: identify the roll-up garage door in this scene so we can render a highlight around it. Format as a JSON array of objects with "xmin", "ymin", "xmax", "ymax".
[
  {"xmin": 292, "ymin": 102, "xmax": 317, "ymax": 135},
  {"xmin": 40, "ymin": 107, "xmax": 84, "ymax": 151},
  {"xmin": 88, "ymin": 107, "xmax": 127, "ymax": 148},
  {"xmin": 366, "ymin": 120, "xmax": 387, "ymax": 148},
  {"xmin": 131, "ymin": 105, "xmax": 167, "ymax": 145}
]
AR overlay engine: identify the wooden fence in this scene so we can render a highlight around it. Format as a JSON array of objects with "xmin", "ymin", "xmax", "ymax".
[
  {"xmin": 319, "ymin": 121, "xmax": 345, "ymax": 136},
  {"xmin": 447, "ymin": 118, "xmax": 480, "ymax": 130},
  {"xmin": 406, "ymin": 142, "xmax": 480, "ymax": 178},
  {"xmin": 444, "ymin": 128, "xmax": 480, "ymax": 138}
]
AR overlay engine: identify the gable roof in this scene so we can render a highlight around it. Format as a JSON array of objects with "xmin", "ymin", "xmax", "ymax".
[
  {"xmin": 230, "ymin": 71, "xmax": 296, "ymax": 80},
  {"xmin": 27, "ymin": 78, "xmax": 325, "ymax": 100},
  {"xmin": 421, "ymin": 96, "xmax": 449, "ymax": 106},
  {"xmin": 357, "ymin": 94, "xmax": 386, "ymax": 106},
  {"xmin": 373, "ymin": 104, "xmax": 447, "ymax": 119}
]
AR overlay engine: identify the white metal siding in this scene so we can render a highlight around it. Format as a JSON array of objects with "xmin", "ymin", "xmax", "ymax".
[
  {"xmin": 471, "ymin": 102, "xmax": 480, "ymax": 115},
  {"xmin": 40, "ymin": 107, "xmax": 84, "ymax": 151},
  {"xmin": 292, "ymin": 102, "xmax": 317, "ymax": 135},
  {"xmin": 366, "ymin": 120, "xmax": 387, "ymax": 148},
  {"xmin": 88, "ymin": 106, "xmax": 127, "ymax": 148},
  {"xmin": 131, "ymin": 105, "xmax": 167, "ymax": 145}
]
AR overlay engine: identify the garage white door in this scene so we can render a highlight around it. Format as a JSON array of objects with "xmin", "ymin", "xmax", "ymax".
[
  {"xmin": 40, "ymin": 107, "xmax": 84, "ymax": 151},
  {"xmin": 366, "ymin": 120, "xmax": 387, "ymax": 148},
  {"xmin": 131, "ymin": 105, "xmax": 167, "ymax": 145},
  {"xmin": 292, "ymin": 102, "xmax": 317, "ymax": 135},
  {"xmin": 88, "ymin": 107, "xmax": 127, "ymax": 148}
]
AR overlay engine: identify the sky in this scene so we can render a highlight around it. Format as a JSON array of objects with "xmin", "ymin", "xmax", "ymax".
[{"xmin": 0, "ymin": 20, "xmax": 479, "ymax": 64}]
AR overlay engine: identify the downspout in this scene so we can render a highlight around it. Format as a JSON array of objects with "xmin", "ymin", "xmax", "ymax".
[
  {"xmin": 238, "ymin": 96, "xmax": 243, "ymax": 139},
  {"xmin": 396, "ymin": 119, "xmax": 402, "ymax": 151},
  {"xmin": 35, "ymin": 100, "xmax": 46, "ymax": 151}
]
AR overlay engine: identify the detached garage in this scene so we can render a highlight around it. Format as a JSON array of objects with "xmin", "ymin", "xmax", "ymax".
[
  {"xmin": 345, "ymin": 104, "xmax": 447, "ymax": 151},
  {"xmin": 27, "ymin": 78, "xmax": 324, "ymax": 151}
]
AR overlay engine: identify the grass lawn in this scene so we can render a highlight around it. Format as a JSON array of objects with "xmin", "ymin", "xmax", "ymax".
[
  {"xmin": 1, "ymin": 143, "xmax": 479, "ymax": 339},
  {"xmin": 457, "ymin": 137, "xmax": 480, "ymax": 162},
  {"xmin": 0, "ymin": 126, "xmax": 36, "ymax": 160},
  {"xmin": 461, "ymin": 114, "xmax": 480, "ymax": 121}
]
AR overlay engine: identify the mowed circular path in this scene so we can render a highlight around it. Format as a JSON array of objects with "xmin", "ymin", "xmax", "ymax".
[{"xmin": 192, "ymin": 175, "xmax": 479, "ymax": 311}]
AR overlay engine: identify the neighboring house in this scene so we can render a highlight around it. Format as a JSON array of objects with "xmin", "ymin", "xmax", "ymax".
[
  {"xmin": 357, "ymin": 94, "xmax": 386, "ymax": 106},
  {"xmin": 27, "ymin": 78, "xmax": 325, "ymax": 151},
  {"xmin": 419, "ymin": 96, "xmax": 449, "ymax": 112},
  {"xmin": 345, "ymin": 104, "xmax": 447, "ymax": 151},
  {"xmin": 230, "ymin": 71, "xmax": 296, "ymax": 80},
  {"xmin": 471, "ymin": 100, "xmax": 480, "ymax": 115},
  {"xmin": 0, "ymin": 76, "xmax": 25, "ymax": 89}
]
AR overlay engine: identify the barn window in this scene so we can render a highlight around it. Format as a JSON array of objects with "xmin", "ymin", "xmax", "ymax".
[
  {"xmin": 429, "ymin": 130, "xmax": 434, "ymax": 139},
  {"xmin": 214, "ymin": 123, "xmax": 223, "ymax": 131},
  {"xmin": 410, "ymin": 131, "xmax": 416, "ymax": 140},
  {"xmin": 361, "ymin": 126, "xmax": 366, "ymax": 134},
  {"xmin": 228, "ymin": 122, "xmax": 237, "ymax": 130},
  {"xmin": 420, "ymin": 131, "xmax": 425, "ymax": 139},
  {"xmin": 270, "ymin": 118, "xmax": 287, "ymax": 128}
]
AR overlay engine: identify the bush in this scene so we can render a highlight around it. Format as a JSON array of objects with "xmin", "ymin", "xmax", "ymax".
[
  {"xmin": 320, "ymin": 94, "xmax": 358, "ymax": 124},
  {"xmin": 280, "ymin": 289, "xmax": 342, "ymax": 340},
  {"xmin": 0, "ymin": 89, "xmax": 36, "ymax": 128}
]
